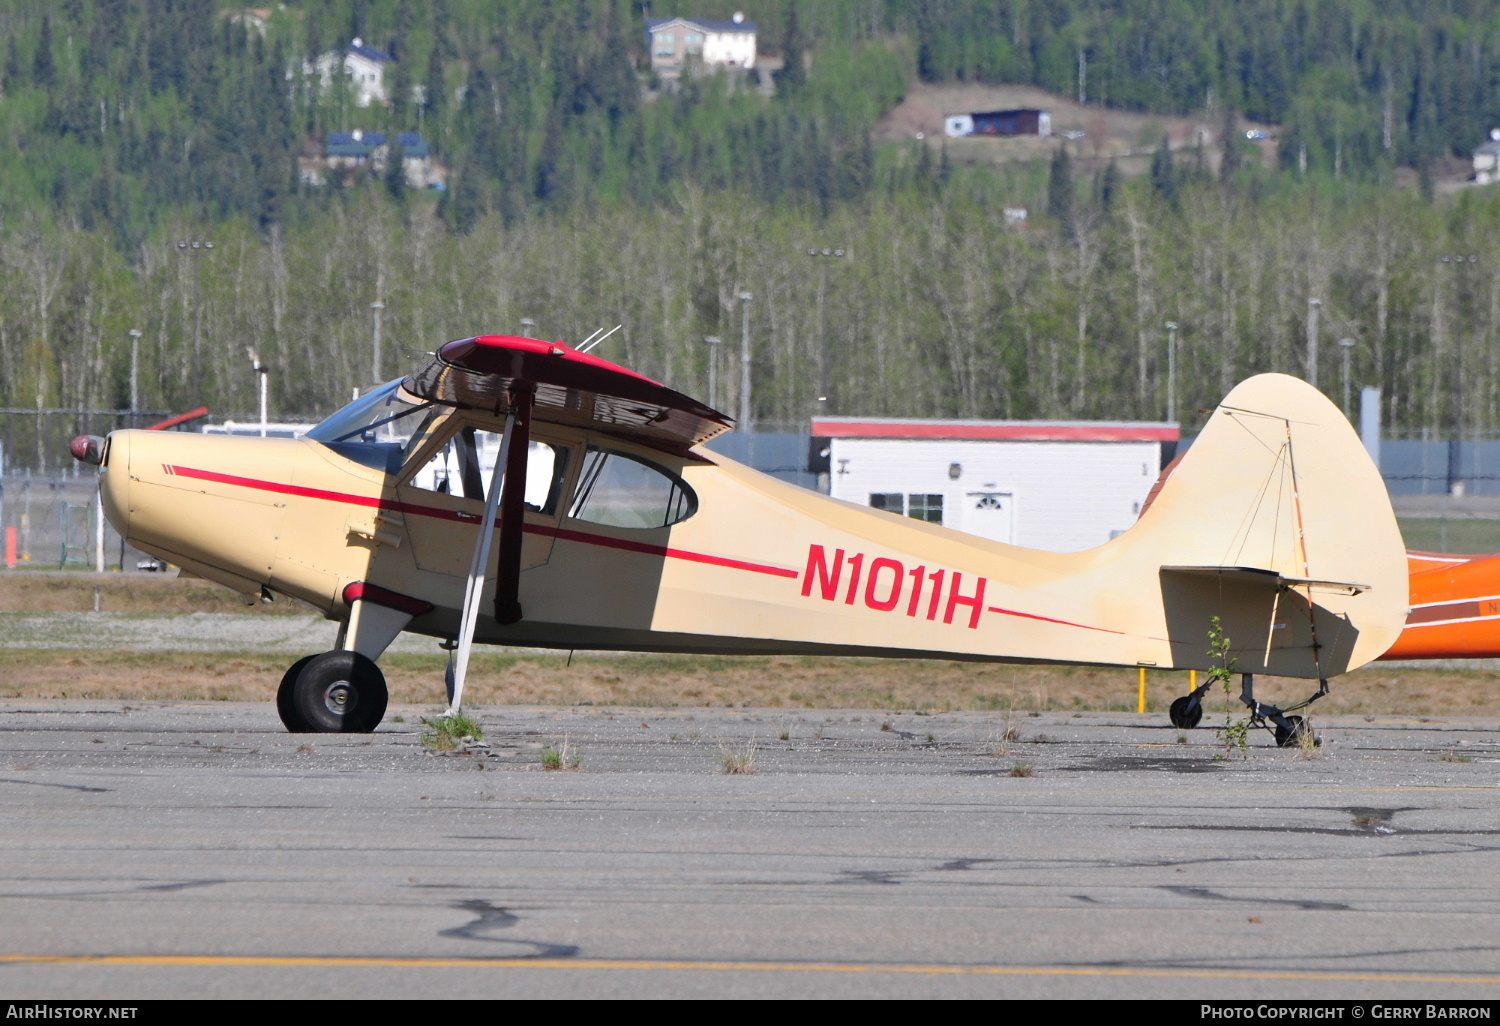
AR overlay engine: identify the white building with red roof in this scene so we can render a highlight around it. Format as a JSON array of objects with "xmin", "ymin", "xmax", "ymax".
[{"xmin": 811, "ymin": 417, "xmax": 1180, "ymax": 552}]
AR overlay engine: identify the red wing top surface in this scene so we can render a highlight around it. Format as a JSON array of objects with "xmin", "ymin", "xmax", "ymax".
[{"xmin": 404, "ymin": 335, "xmax": 732, "ymax": 455}]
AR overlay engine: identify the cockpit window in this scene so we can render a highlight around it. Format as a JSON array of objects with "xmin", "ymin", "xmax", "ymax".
[
  {"xmin": 306, "ymin": 381, "xmax": 442, "ymax": 472},
  {"xmin": 568, "ymin": 447, "xmax": 696, "ymax": 529},
  {"xmin": 407, "ymin": 426, "xmax": 571, "ymax": 516}
]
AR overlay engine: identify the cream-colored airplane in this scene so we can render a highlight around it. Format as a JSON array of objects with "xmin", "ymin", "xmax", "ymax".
[{"xmin": 71, "ymin": 335, "xmax": 1408, "ymax": 744}]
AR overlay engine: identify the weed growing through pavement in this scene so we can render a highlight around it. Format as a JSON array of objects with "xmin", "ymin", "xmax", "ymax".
[
  {"xmin": 1205, "ymin": 617, "xmax": 1250, "ymax": 756},
  {"xmin": 541, "ymin": 734, "xmax": 583, "ymax": 770},
  {"xmin": 1176, "ymin": 733, "xmax": 1189, "ymax": 744},
  {"xmin": 1439, "ymin": 749, "xmax": 1473, "ymax": 763},
  {"xmin": 1009, "ymin": 762, "xmax": 1035, "ymax": 778},
  {"xmin": 880, "ymin": 721, "xmax": 893, "ymax": 732},
  {"xmin": 1294, "ymin": 724, "xmax": 1322, "ymax": 759},
  {"xmin": 422, "ymin": 712, "xmax": 484, "ymax": 751},
  {"xmin": 719, "ymin": 740, "xmax": 756, "ymax": 775}
]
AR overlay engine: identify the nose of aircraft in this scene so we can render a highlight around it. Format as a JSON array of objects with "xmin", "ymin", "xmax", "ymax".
[{"xmin": 97, "ymin": 431, "xmax": 131, "ymax": 540}]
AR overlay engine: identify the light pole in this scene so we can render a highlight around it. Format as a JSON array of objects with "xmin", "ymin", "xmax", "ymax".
[
  {"xmin": 1165, "ymin": 321, "xmax": 1178, "ymax": 423},
  {"xmin": 806, "ymin": 248, "xmax": 848, "ymax": 410},
  {"xmin": 370, "ymin": 301, "xmax": 385, "ymax": 384},
  {"xmin": 1339, "ymin": 338, "xmax": 1356, "ymax": 418},
  {"xmin": 176, "ymin": 240, "xmax": 214, "ymax": 407},
  {"xmin": 520, "ymin": 317, "xmax": 536, "ymax": 339},
  {"xmin": 1438, "ymin": 254, "xmax": 1480, "ymax": 496},
  {"xmin": 128, "ymin": 329, "xmax": 142, "ymax": 420},
  {"xmin": 703, "ymin": 336, "xmax": 722, "ymax": 409},
  {"xmin": 737, "ymin": 294, "xmax": 752, "ymax": 431},
  {"xmin": 1306, "ymin": 297, "xmax": 1322, "ymax": 388},
  {"xmin": 248, "ymin": 349, "xmax": 269, "ymax": 438}
]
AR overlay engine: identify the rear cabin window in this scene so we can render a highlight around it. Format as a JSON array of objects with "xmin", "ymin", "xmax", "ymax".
[{"xmin": 569, "ymin": 448, "xmax": 697, "ymax": 529}]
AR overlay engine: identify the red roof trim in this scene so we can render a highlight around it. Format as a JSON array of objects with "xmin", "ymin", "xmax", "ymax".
[{"xmin": 812, "ymin": 421, "xmax": 1179, "ymax": 442}]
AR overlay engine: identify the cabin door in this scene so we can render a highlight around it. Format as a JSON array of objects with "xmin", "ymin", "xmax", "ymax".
[{"xmin": 396, "ymin": 424, "xmax": 572, "ymax": 577}]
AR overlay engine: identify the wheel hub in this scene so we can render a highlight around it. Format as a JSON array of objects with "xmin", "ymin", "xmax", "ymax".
[{"xmin": 322, "ymin": 679, "xmax": 358, "ymax": 716}]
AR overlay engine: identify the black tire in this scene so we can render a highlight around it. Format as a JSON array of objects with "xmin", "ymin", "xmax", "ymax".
[
  {"xmin": 1274, "ymin": 714, "xmax": 1309, "ymax": 748},
  {"xmin": 276, "ymin": 655, "xmax": 317, "ymax": 733},
  {"xmin": 291, "ymin": 651, "xmax": 388, "ymax": 733},
  {"xmin": 1169, "ymin": 695, "xmax": 1203, "ymax": 729}
]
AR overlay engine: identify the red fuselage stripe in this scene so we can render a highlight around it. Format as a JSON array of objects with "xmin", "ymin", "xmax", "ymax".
[
  {"xmin": 165, "ymin": 465, "xmax": 800, "ymax": 579},
  {"xmin": 986, "ymin": 604, "xmax": 1127, "ymax": 635}
]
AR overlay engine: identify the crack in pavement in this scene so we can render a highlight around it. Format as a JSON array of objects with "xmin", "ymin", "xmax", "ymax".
[{"xmin": 438, "ymin": 899, "xmax": 578, "ymax": 958}]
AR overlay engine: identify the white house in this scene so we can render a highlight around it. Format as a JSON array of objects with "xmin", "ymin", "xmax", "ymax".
[
  {"xmin": 1475, "ymin": 132, "xmax": 1500, "ymax": 185},
  {"xmin": 308, "ymin": 38, "xmax": 394, "ymax": 108},
  {"xmin": 646, "ymin": 15, "xmax": 757, "ymax": 74},
  {"xmin": 813, "ymin": 417, "xmax": 1180, "ymax": 553}
]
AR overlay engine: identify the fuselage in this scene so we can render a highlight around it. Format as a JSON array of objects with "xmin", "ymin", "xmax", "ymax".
[{"xmin": 98, "ymin": 372, "xmax": 1408, "ymax": 678}]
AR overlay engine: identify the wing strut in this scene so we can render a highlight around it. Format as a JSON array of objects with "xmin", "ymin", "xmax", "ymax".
[
  {"xmin": 494, "ymin": 385, "xmax": 534, "ymax": 626},
  {"xmin": 444, "ymin": 387, "xmax": 532, "ymax": 716}
]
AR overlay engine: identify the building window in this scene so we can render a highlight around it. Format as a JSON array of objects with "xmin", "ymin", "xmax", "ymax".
[
  {"xmin": 908, "ymin": 494, "xmax": 944, "ymax": 524},
  {"xmin": 869, "ymin": 493, "xmax": 944, "ymax": 525}
]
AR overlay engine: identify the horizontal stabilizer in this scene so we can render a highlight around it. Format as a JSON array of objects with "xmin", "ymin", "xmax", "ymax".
[{"xmin": 1161, "ymin": 565, "xmax": 1370, "ymax": 596}]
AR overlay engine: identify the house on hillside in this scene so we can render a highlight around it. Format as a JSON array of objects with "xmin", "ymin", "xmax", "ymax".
[
  {"xmin": 312, "ymin": 131, "xmax": 442, "ymax": 188},
  {"xmin": 221, "ymin": 7, "xmax": 272, "ymax": 37},
  {"xmin": 1475, "ymin": 134, "xmax": 1500, "ymax": 185},
  {"xmin": 945, "ymin": 109, "xmax": 1052, "ymax": 138},
  {"xmin": 307, "ymin": 38, "xmax": 394, "ymax": 108},
  {"xmin": 646, "ymin": 14, "xmax": 757, "ymax": 77}
]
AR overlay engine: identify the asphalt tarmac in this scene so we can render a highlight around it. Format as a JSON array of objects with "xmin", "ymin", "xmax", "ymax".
[{"xmin": 0, "ymin": 702, "xmax": 1497, "ymax": 999}]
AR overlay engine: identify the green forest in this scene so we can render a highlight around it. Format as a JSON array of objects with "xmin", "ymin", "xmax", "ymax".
[{"xmin": 4, "ymin": 0, "xmax": 1500, "ymax": 470}]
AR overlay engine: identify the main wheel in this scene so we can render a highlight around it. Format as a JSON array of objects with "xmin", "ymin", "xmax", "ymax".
[
  {"xmin": 290, "ymin": 651, "xmax": 388, "ymax": 733},
  {"xmin": 1169, "ymin": 695, "xmax": 1203, "ymax": 729},
  {"xmin": 276, "ymin": 655, "xmax": 317, "ymax": 732},
  {"xmin": 1274, "ymin": 714, "xmax": 1310, "ymax": 748}
]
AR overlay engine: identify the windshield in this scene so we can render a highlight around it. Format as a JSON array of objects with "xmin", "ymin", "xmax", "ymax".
[{"xmin": 307, "ymin": 381, "xmax": 443, "ymax": 470}]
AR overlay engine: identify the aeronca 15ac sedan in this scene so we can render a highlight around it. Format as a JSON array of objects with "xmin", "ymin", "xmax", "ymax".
[{"xmin": 71, "ymin": 335, "xmax": 1410, "ymax": 745}]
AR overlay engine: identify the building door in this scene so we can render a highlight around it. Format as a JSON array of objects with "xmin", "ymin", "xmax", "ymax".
[{"xmin": 964, "ymin": 491, "xmax": 1014, "ymax": 544}]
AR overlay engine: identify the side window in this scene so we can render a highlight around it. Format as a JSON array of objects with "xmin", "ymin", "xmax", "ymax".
[
  {"xmin": 870, "ymin": 493, "xmax": 904, "ymax": 513},
  {"xmin": 407, "ymin": 426, "xmax": 571, "ymax": 516},
  {"xmin": 569, "ymin": 447, "xmax": 697, "ymax": 529}
]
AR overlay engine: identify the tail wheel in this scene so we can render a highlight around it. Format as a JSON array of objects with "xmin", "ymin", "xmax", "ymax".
[
  {"xmin": 1274, "ymin": 714, "xmax": 1311, "ymax": 748},
  {"xmin": 290, "ymin": 651, "xmax": 388, "ymax": 733},
  {"xmin": 1168, "ymin": 695, "xmax": 1203, "ymax": 729},
  {"xmin": 276, "ymin": 655, "xmax": 317, "ymax": 733}
]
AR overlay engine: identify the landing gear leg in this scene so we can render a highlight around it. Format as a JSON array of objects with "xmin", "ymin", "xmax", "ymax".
[
  {"xmin": 1168, "ymin": 676, "xmax": 1213, "ymax": 729},
  {"xmin": 1238, "ymin": 673, "xmax": 1325, "ymax": 748}
]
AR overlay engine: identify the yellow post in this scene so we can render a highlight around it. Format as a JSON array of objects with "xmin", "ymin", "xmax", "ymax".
[
  {"xmin": 1190, "ymin": 669, "xmax": 1198, "ymax": 691},
  {"xmin": 1137, "ymin": 667, "xmax": 1147, "ymax": 713}
]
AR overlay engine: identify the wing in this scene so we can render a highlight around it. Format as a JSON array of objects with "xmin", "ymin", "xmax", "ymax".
[{"xmin": 403, "ymin": 335, "xmax": 733, "ymax": 455}]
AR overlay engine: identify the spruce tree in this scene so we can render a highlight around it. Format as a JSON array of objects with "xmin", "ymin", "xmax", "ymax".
[
  {"xmin": 1220, "ymin": 106, "xmax": 1242, "ymax": 184},
  {"xmin": 1151, "ymin": 137, "xmax": 1176, "ymax": 201},
  {"xmin": 1047, "ymin": 146, "xmax": 1074, "ymax": 230},
  {"xmin": 33, "ymin": 14, "xmax": 55, "ymax": 87}
]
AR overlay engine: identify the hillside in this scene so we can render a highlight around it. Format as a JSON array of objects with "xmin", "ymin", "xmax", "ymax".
[{"xmin": 877, "ymin": 82, "xmax": 1280, "ymax": 174}]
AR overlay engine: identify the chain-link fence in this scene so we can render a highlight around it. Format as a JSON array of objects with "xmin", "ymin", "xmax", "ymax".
[{"xmin": 0, "ymin": 474, "xmax": 157, "ymax": 572}]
